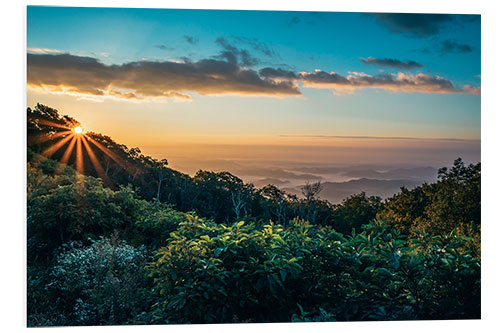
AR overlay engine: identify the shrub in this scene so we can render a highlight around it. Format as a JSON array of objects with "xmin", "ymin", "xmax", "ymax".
[
  {"xmin": 147, "ymin": 218, "xmax": 480, "ymax": 323},
  {"xmin": 45, "ymin": 236, "xmax": 149, "ymax": 326}
]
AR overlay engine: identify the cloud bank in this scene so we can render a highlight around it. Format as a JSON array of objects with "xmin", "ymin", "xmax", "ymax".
[
  {"xmin": 299, "ymin": 70, "xmax": 479, "ymax": 95},
  {"xmin": 27, "ymin": 53, "xmax": 301, "ymax": 100},
  {"xmin": 27, "ymin": 51, "xmax": 480, "ymax": 101}
]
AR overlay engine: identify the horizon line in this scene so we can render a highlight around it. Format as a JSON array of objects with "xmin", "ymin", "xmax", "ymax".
[{"xmin": 279, "ymin": 134, "xmax": 480, "ymax": 142}]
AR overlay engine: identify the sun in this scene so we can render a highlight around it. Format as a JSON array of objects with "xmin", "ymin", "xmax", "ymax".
[{"xmin": 36, "ymin": 118, "xmax": 128, "ymax": 182}]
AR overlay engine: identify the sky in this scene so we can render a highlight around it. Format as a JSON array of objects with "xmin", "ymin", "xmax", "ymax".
[{"xmin": 26, "ymin": 6, "xmax": 481, "ymax": 176}]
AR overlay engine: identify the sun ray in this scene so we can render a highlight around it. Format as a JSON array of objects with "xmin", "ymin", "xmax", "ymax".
[
  {"xmin": 30, "ymin": 130, "xmax": 72, "ymax": 145},
  {"xmin": 75, "ymin": 136, "xmax": 84, "ymax": 174},
  {"xmin": 81, "ymin": 135, "xmax": 109, "ymax": 182},
  {"xmin": 85, "ymin": 136, "xmax": 129, "ymax": 172},
  {"xmin": 32, "ymin": 118, "xmax": 72, "ymax": 130},
  {"xmin": 41, "ymin": 134, "xmax": 74, "ymax": 157},
  {"xmin": 53, "ymin": 136, "xmax": 78, "ymax": 175}
]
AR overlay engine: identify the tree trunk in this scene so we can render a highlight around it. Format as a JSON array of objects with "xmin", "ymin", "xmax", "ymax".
[{"xmin": 156, "ymin": 178, "xmax": 162, "ymax": 201}]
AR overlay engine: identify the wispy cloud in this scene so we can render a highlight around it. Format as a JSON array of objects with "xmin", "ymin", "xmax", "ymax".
[
  {"xmin": 232, "ymin": 36, "xmax": 277, "ymax": 58},
  {"xmin": 440, "ymin": 39, "xmax": 472, "ymax": 54},
  {"xmin": 27, "ymin": 47, "xmax": 63, "ymax": 54},
  {"xmin": 155, "ymin": 44, "xmax": 174, "ymax": 51},
  {"xmin": 184, "ymin": 35, "xmax": 198, "ymax": 44},
  {"xmin": 215, "ymin": 37, "xmax": 260, "ymax": 67},
  {"xmin": 360, "ymin": 56, "xmax": 423, "ymax": 69}
]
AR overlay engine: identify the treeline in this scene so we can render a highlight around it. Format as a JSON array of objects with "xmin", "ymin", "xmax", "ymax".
[{"xmin": 27, "ymin": 104, "xmax": 481, "ymax": 325}]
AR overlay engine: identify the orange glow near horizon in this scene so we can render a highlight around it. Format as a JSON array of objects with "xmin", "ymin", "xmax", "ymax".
[{"xmin": 33, "ymin": 120, "xmax": 130, "ymax": 181}]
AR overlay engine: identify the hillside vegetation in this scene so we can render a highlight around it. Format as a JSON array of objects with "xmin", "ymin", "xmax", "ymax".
[{"xmin": 27, "ymin": 104, "xmax": 480, "ymax": 325}]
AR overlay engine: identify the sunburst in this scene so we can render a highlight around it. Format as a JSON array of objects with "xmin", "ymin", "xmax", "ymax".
[{"xmin": 34, "ymin": 119, "xmax": 127, "ymax": 182}]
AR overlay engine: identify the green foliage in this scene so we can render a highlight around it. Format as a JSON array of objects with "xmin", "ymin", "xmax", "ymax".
[
  {"xmin": 146, "ymin": 218, "xmax": 479, "ymax": 323},
  {"xmin": 26, "ymin": 105, "xmax": 481, "ymax": 325},
  {"xmin": 42, "ymin": 236, "xmax": 149, "ymax": 326},
  {"xmin": 147, "ymin": 218, "xmax": 307, "ymax": 323},
  {"xmin": 377, "ymin": 158, "xmax": 481, "ymax": 256},
  {"xmin": 332, "ymin": 192, "xmax": 383, "ymax": 234},
  {"xmin": 27, "ymin": 165, "xmax": 141, "ymax": 264},
  {"xmin": 132, "ymin": 201, "xmax": 192, "ymax": 249}
]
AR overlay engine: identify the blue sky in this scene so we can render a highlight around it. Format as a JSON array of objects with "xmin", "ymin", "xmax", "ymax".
[
  {"xmin": 26, "ymin": 6, "xmax": 481, "ymax": 168},
  {"xmin": 27, "ymin": 7, "xmax": 480, "ymax": 82}
]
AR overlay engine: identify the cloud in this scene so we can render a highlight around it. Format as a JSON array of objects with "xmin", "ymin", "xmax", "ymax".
[
  {"xmin": 155, "ymin": 44, "xmax": 174, "ymax": 51},
  {"xmin": 299, "ymin": 70, "xmax": 480, "ymax": 95},
  {"xmin": 215, "ymin": 37, "xmax": 260, "ymax": 67},
  {"xmin": 184, "ymin": 35, "xmax": 198, "ymax": 44},
  {"xmin": 440, "ymin": 39, "xmax": 472, "ymax": 54},
  {"xmin": 27, "ymin": 47, "xmax": 63, "ymax": 54},
  {"xmin": 360, "ymin": 56, "xmax": 423, "ymax": 69},
  {"xmin": 259, "ymin": 67, "xmax": 298, "ymax": 79},
  {"xmin": 370, "ymin": 13, "xmax": 453, "ymax": 37},
  {"xmin": 232, "ymin": 36, "xmax": 276, "ymax": 58},
  {"xmin": 27, "ymin": 53, "xmax": 301, "ymax": 101},
  {"xmin": 27, "ymin": 51, "xmax": 479, "ymax": 101}
]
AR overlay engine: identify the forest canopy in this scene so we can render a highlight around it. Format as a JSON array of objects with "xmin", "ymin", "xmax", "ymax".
[{"xmin": 27, "ymin": 104, "xmax": 481, "ymax": 326}]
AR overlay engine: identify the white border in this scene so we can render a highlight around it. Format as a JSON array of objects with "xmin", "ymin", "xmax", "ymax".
[{"xmin": 2, "ymin": 1, "xmax": 498, "ymax": 332}]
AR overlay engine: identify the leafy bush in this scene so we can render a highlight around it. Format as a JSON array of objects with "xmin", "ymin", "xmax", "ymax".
[
  {"xmin": 146, "ymin": 218, "xmax": 480, "ymax": 323},
  {"xmin": 131, "ymin": 201, "xmax": 191, "ymax": 249},
  {"xmin": 147, "ymin": 217, "xmax": 309, "ymax": 323},
  {"xmin": 43, "ymin": 236, "xmax": 149, "ymax": 326}
]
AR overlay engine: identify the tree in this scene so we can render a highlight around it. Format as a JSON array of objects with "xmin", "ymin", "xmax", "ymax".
[
  {"xmin": 332, "ymin": 192, "xmax": 382, "ymax": 234},
  {"xmin": 301, "ymin": 181, "xmax": 323, "ymax": 201},
  {"xmin": 300, "ymin": 181, "xmax": 324, "ymax": 224},
  {"xmin": 377, "ymin": 158, "xmax": 480, "ymax": 255},
  {"xmin": 152, "ymin": 158, "xmax": 169, "ymax": 201}
]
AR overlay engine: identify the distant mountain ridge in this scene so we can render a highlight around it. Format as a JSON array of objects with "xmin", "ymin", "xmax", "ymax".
[
  {"xmin": 284, "ymin": 178, "xmax": 423, "ymax": 204},
  {"xmin": 340, "ymin": 167, "xmax": 437, "ymax": 182}
]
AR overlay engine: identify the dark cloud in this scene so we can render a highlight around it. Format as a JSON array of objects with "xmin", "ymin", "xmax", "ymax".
[
  {"xmin": 27, "ymin": 53, "xmax": 301, "ymax": 100},
  {"xmin": 440, "ymin": 39, "xmax": 472, "ymax": 54},
  {"xmin": 419, "ymin": 38, "xmax": 473, "ymax": 55},
  {"xmin": 155, "ymin": 44, "xmax": 174, "ymax": 51},
  {"xmin": 259, "ymin": 67, "xmax": 298, "ymax": 79},
  {"xmin": 215, "ymin": 37, "xmax": 259, "ymax": 67},
  {"xmin": 370, "ymin": 13, "xmax": 453, "ymax": 37},
  {"xmin": 183, "ymin": 35, "xmax": 198, "ymax": 44},
  {"xmin": 299, "ymin": 70, "xmax": 479, "ymax": 95},
  {"xmin": 360, "ymin": 56, "xmax": 424, "ymax": 69},
  {"xmin": 300, "ymin": 70, "xmax": 349, "ymax": 85}
]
